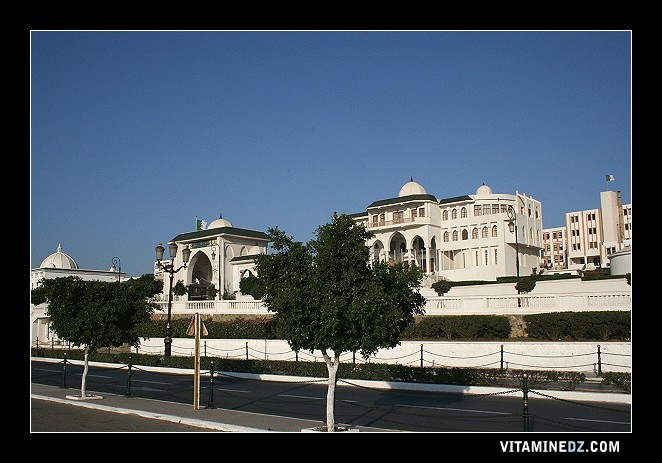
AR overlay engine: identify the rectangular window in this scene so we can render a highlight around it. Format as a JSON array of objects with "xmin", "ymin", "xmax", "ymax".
[
  {"xmin": 411, "ymin": 208, "xmax": 418, "ymax": 219},
  {"xmin": 483, "ymin": 204, "xmax": 491, "ymax": 215},
  {"xmin": 492, "ymin": 204, "xmax": 499, "ymax": 214},
  {"xmin": 419, "ymin": 207, "xmax": 425, "ymax": 217},
  {"xmin": 474, "ymin": 205, "xmax": 482, "ymax": 216}
]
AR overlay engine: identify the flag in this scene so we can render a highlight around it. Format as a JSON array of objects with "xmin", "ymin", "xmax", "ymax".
[
  {"xmin": 606, "ymin": 174, "xmax": 615, "ymax": 181},
  {"xmin": 196, "ymin": 218, "xmax": 202, "ymax": 231},
  {"xmin": 200, "ymin": 220, "xmax": 207, "ymax": 230}
]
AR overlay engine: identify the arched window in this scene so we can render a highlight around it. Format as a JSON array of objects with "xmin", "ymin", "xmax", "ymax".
[
  {"xmin": 461, "ymin": 207, "xmax": 467, "ymax": 218},
  {"xmin": 492, "ymin": 225, "xmax": 498, "ymax": 237},
  {"xmin": 444, "ymin": 231, "xmax": 449, "ymax": 242},
  {"xmin": 452, "ymin": 209, "xmax": 458, "ymax": 220},
  {"xmin": 461, "ymin": 229, "xmax": 468, "ymax": 240},
  {"xmin": 443, "ymin": 210, "xmax": 448, "ymax": 221},
  {"xmin": 482, "ymin": 226, "xmax": 488, "ymax": 238},
  {"xmin": 452, "ymin": 230, "xmax": 458, "ymax": 241},
  {"xmin": 472, "ymin": 228, "xmax": 478, "ymax": 239}
]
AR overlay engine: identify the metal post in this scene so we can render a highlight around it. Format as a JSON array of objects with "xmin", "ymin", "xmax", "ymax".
[
  {"xmin": 206, "ymin": 361, "xmax": 216, "ymax": 409},
  {"xmin": 353, "ymin": 351, "xmax": 356, "ymax": 364},
  {"xmin": 126, "ymin": 356, "xmax": 132, "ymax": 397},
  {"xmin": 597, "ymin": 344, "xmax": 602, "ymax": 377},
  {"xmin": 60, "ymin": 352, "xmax": 67, "ymax": 389},
  {"xmin": 164, "ymin": 272, "xmax": 174, "ymax": 357},
  {"xmin": 420, "ymin": 344, "xmax": 424, "ymax": 368},
  {"xmin": 204, "ymin": 341, "xmax": 207, "ymax": 358},
  {"xmin": 522, "ymin": 373, "xmax": 530, "ymax": 432},
  {"xmin": 500, "ymin": 344, "xmax": 504, "ymax": 371},
  {"xmin": 245, "ymin": 342, "xmax": 249, "ymax": 360}
]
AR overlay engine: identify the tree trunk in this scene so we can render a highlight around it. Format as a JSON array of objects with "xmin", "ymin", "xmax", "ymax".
[
  {"xmin": 81, "ymin": 345, "xmax": 89, "ymax": 398},
  {"xmin": 322, "ymin": 350, "xmax": 340, "ymax": 432}
]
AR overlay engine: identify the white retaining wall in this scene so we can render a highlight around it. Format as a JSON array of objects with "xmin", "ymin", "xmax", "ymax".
[{"xmin": 135, "ymin": 338, "xmax": 631, "ymax": 374}]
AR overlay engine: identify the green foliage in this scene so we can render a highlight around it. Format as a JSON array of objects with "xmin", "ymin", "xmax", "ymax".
[
  {"xmin": 172, "ymin": 280, "xmax": 188, "ymax": 296},
  {"xmin": 239, "ymin": 274, "xmax": 265, "ymax": 300},
  {"xmin": 431, "ymin": 279, "xmax": 452, "ymax": 296},
  {"xmin": 515, "ymin": 275, "xmax": 537, "ymax": 293},
  {"xmin": 31, "ymin": 275, "xmax": 161, "ymax": 353},
  {"xmin": 402, "ymin": 315, "xmax": 511, "ymax": 340},
  {"xmin": 251, "ymin": 213, "xmax": 426, "ymax": 358},
  {"xmin": 600, "ymin": 372, "xmax": 632, "ymax": 393},
  {"xmin": 523, "ymin": 311, "xmax": 631, "ymax": 341},
  {"xmin": 207, "ymin": 284, "xmax": 219, "ymax": 300}
]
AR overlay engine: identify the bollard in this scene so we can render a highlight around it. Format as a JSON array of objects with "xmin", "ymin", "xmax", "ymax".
[
  {"xmin": 206, "ymin": 361, "xmax": 216, "ymax": 409},
  {"xmin": 60, "ymin": 352, "xmax": 67, "ymax": 389},
  {"xmin": 522, "ymin": 373, "xmax": 530, "ymax": 432},
  {"xmin": 420, "ymin": 344, "xmax": 424, "ymax": 368},
  {"xmin": 126, "ymin": 356, "xmax": 132, "ymax": 397},
  {"xmin": 597, "ymin": 344, "xmax": 602, "ymax": 377},
  {"xmin": 500, "ymin": 344, "xmax": 504, "ymax": 371},
  {"xmin": 353, "ymin": 351, "xmax": 356, "ymax": 364},
  {"xmin": 246, "ymin": 342, "xmax": 249, "ymax": 360}
]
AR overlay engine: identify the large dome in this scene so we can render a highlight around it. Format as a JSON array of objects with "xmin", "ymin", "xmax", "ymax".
[
  {"xmin": 398, "ymin": 178, "xmax": 427, "ymax": 197},
  {"xmin": 40, "ymin": 244, "xmax": 79, "ymax": 269},
  {"xmin": 475, "ymin": 183, "xmax": 493, "ymax": 195},
  {"xmin": 207, "ymin": 215, "xmax": 233, "ymax": 229}
]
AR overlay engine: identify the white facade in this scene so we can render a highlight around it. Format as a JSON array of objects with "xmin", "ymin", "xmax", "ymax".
[
  {"xmin": 30, "ymin": 244, "xmax": 125, "ymax": 345},
  {"xmin": 541, "ymin": 190, "xmax": 632, "ymax": 271},
  {"xmin": 351, "ymin": 180, "xmax": 544, "ymax": 284},
  {"xmin": 155, "ymin": 215, "xmax": 269, "ymax": 302}
]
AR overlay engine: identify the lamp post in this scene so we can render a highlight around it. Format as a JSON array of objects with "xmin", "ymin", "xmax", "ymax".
[
  {"xmin": 506, "ymin": 205, "xmax": 521, "ymax": 307},
  {"xmin": 111, "ymin": 256, "xmax": 121, "ymax": 284},
  {"xmin": 155, "ymin": 242, "xmax": 191, "ymax": 357}
]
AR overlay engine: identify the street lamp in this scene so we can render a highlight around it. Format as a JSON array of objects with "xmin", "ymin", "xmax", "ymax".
[
  {"xmin": 155, "ymin": 242, "xmax": 191, "ymax": 357},
  {"xmin": 111, "ymin": 256, "xmax": 121, "ymax": 284},
  {"xmin": 506, "ymin": 205, "xmax": 521, "ymax": 307}
]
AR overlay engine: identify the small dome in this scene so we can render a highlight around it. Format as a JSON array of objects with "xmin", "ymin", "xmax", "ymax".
[
  {"xmin": 476, "ymin": 183, "xmax": 493, "ymax": 195},
  {"xmin": 40, "ymin": 244, "xmax": 79, "ymax": 270},
  {"xmin": 207, "ymin": 215, "xmax": 233, "ymax": 229},
  {"xmin": 398, "ymin": 178, "xmax": 427, "ymax": 197}
]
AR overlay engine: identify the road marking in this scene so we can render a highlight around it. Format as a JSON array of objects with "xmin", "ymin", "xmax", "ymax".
[
  {"xmin": 394, "ymin": 404, "xmax": 509, "ymax": 415},
  {"xmin": 133, "ymin": 379, "xmax": 171, "ymax": 385},
  {"xmin": 279, "ymin": 394, "xmax": 324, "ymax": 400},
  {"xmin": 564, "ymin": 417, "xmax": 630, "ymax": 425},
  {"xmin": 217, "ymin": 388, "xmax": 250, "ymax": 393}
]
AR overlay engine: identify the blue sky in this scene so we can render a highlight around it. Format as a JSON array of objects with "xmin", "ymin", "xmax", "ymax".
[{"xmin": 30, "ymin": 30, "xmax": 631, "ymax": 278}]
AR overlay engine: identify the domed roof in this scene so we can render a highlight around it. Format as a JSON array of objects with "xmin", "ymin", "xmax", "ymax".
[
  {"xmin": 398, "ymin": 178, "xmax": 427, "ymax": 197},
  {"xmin": 207, "ymin": 214, "xmax": 233, "ymax": 229},
  {"xmin": 475, "ymin": 183, "xmax": 493, "ymax": 195},
  {"xmin": 40, "ymin": 244, "xmax": 79, "ymax": 270}
]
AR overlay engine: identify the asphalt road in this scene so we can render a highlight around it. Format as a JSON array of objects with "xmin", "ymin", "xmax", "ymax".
[{"xmin": 31, "ymin": 398, "xmax": 217, "ymax": 432}]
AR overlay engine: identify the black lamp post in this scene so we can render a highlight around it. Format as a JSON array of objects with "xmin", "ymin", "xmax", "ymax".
[
  {"xmin": 155, "ymin": 242, "xmax": 191, "ymax": 357},
  {"xmin": 506, "ymin": 205, "xmax": 521, "ymax": 307},
  {"xmin": 111, "ymin": 256, "xmax": 121, "ymax": 284}
]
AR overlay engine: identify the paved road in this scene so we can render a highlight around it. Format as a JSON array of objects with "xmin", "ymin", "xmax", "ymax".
[{"xmin": 31, "ymin": 398, "xmax": 217, "ymax": 432}]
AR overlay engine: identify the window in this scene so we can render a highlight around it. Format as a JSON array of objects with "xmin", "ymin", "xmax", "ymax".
[
  {"xmin": 452, "ymin": 209, "xmax": 458, "ymax": 220},
  {"xmin": 452, "ymin": 230, "xmax": 458, "ymax": 241},
  {"xmin": 491, "ymin": 225, "xmax": 498, "ymax": 237},
  {"xmin": 419, "ymin": 207, "xmax": 425, "ymax": 217},
  {"xmin": 483, "ymin": 204, "xmax": 491, "ymax": 215},
  {"xmin": 475, "ymin": 251, "xmax": 479, "ymax": 266},
  {"xmin": 494, "ymin": 249, "xmax": 498, "ymax": 264},
  {"xmin": 444, "ymin": 231, "xmax": 449, "ymax": 242},
  {"xmin": 492, "ymin": 204, "xmax": 499, "ymax": 214},
  {"xmin": 474, "ymin": 205, "xmax": 482, "ymax": 216},
  {"xmin": 482, "ymin": 226, "xmax": 488, "ymax": 238},
  {"xmin": 501, "ymin": 204, "xmax": 508, "ymax": 213},
  {"xmin": 443, "ymin": 210, "xmax": 448, "ymax": 220},
  {"xmin": 485, "ymin": 250, "xmax": 488, "ymax": 265},
  {"xmin": 472, "ymin": 228, "xmax": 478, "ymax": 239},
  {"xmin": 411, "ymin": 208, "xmax": 418, "ymax": 219},
  {"xmin": 462, "ymin": 229, "xmax": 469, "ymax": 240},
  {"xmin": 461, "ymin": 207, "xmax": 467, "ymax": 218}
]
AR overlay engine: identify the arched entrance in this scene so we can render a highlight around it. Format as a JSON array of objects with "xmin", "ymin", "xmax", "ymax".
[
  {"xmin": 388, "ymin": 233, "xmax": 407, "ymax": 264},
  {"xmin": 188, "ymin": 252, "xmax": 214, "ymax": 300}
]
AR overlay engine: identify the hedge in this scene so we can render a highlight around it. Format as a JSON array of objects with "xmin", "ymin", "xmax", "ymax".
[{"xmin": 523, "ymin": 311, "xmax": 631, "ymax": 341}]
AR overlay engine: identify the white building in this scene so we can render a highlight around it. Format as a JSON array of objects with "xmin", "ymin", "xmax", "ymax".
[
  {"xmin": 351, "ymin": 180, "xmax": 544, "ymax": 285},
  {"xmin": 30, "ymin": 244, "xmax": 124, "ymax": 345},
  {"xmin": 154, "ymin": 215, "xmax": 269, "ymax": 301},
  {"xmin": 541, "ymin": 190, "xmax": 632, "ymax": 271}
]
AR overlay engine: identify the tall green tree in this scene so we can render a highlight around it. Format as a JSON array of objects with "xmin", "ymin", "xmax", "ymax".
[
  {"xmin": 243, "ymin": 213, "xmax": 426, "ymax": 431},
  {"xmin": 31, "ymin": 275, "xmax": 161, "ymax": 398}
]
